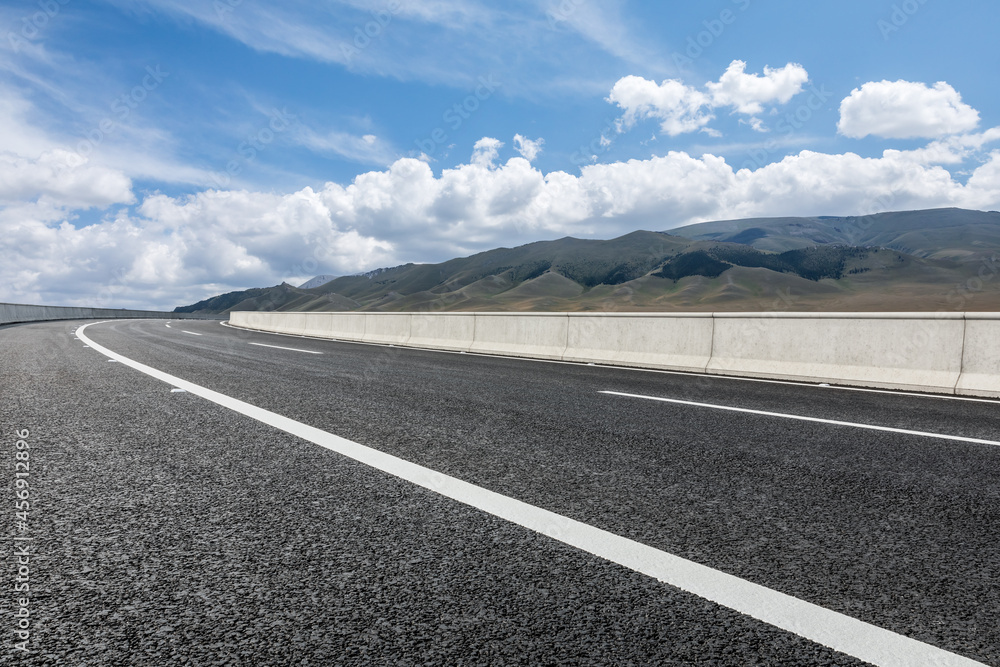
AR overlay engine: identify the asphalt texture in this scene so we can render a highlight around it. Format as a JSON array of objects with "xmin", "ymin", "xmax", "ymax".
[{"xmin": 2, "ymin": 318, "xmax": 998, "ymax": 665}]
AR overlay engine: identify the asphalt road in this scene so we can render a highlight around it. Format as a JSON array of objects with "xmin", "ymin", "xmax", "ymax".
[{"xmin": 2, "ymin": 318, "xmax": 998, "ymax": 665}]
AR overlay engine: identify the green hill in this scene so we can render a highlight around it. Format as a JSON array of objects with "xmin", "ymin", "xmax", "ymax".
[
  {"xmin": 669, "ymin": 208, "xmax": 1000, "ymax": 259},
  {"xmin": 175, "ymin": 208, "xmax": 1000, "ymax": 314}
]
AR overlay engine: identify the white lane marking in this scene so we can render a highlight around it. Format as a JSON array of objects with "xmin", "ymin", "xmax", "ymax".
[
  {"xmin": 76, "ymin": 321, "xmax": 985, "ymax": 667},
  {"xmin": 165, "ymin": 323, "xmax": 171, "ymax": 328},
  {"xmin": 248, "ymin": 342, "xmax": 322, "ymax": 355},
  {"xmin": 182, "ymin": 331, "xmax": 202, "ymax": 336},
  {"xmin": 220, "ymin": 321, "xmax": 1000, "ymax": 405},
  {"xmin": 601, "ymin": 391, "xmax": 1000, "ymax": 448}
]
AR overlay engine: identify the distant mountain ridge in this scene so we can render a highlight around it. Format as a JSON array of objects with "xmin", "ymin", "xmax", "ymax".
[
  {"xmin": 174, "ymin": 208, "xmax": 1000, "ymax": 314},
  {"xmin": 670, "ymin": 207, "xmax": 1000, "ymax": 260},
  {"xmin": 298, "ymin": 274, "xmax": 339, "ymax": 289}
]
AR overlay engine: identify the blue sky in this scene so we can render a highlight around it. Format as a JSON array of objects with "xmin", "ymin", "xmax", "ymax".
[{"xmin": 2, "ymin": 0, "xmax": 999, "ymax": 309}]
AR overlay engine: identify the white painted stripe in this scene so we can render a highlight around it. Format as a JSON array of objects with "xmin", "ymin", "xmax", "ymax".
[
  {"xmin": 182, "ymin": 330, "xmax": 201, "ymax": 336},
  {"xmin": 165, "ymin": 323, "xmax": 171, "ymax": 328},
  {"xmin": 248, "ymin": 342, "xmax": 322, "ymax": 355},
  {"xmin": 601, "ymin": 391, "xmax": 1000, "ymax": 448},
  {"xmin": 76, "ymin": 321, "xmax": 987, "ymax": 667}
]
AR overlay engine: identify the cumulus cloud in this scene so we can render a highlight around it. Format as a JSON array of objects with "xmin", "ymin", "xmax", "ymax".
[
  {"xmin": 838, "ymin": 80, "xmax": 980, "ymax": 139},
  {"xmin": 705, "ymin": 60, "xmax": 809, "ymax": 115},
  {"xmin": 882, "ymin": 127, "xmax": 1000, "ymax": 165},
  {"xmin": 471, "ymin": 137, "xmax": 504, "ymax": 168},
  {"xmin": 608, "ymin": 75, "xmax": 713, "ymax": 136},
  {"xmin": 608, "ymin": 60, "xmax": 809, "ymax": 136},
  {"xmin": 5, "ymin": 131, "xmax": 1000, "ymax": 310},
  {"xmin": 513, "ymin": 134, "xmax": 544, "ymax": 162},
  {"xmin": 0, "ymin": 187, "xmax": 396, "ymax": 310},
  {"xmin": 0, "ymin": 149, "xmax": 134, "ymax": 209}
]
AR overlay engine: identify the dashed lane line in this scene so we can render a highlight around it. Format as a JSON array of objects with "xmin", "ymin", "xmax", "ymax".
[
  {"xmin": 600, "ymin": 390, "xmax": 1000, "ymax": 448},
  {"xmin": 248, "ymin": 342, "xmax": 322, "ymax": 355}
]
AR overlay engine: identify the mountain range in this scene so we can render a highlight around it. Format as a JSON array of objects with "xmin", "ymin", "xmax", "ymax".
[
  {"xmin": 174, "ymin": 208, "xmax": 1000, "ymax": 314},
  {"xmin": 297, "ymin": 274, "xmax": 339, "ymax": 289}
]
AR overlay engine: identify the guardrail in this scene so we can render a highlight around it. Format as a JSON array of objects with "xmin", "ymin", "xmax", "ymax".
[
  {"xmin": 1, "ymin": 302, "xmax": 217, "ymax": 326},
  {"xmin": 228, "ymin": 311, "xmax": 1000, "ymax": 398}
]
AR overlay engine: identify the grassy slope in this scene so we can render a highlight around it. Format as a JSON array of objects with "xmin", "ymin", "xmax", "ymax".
[{"xmin": 177, "ymin": 209, "xmax": 1000, "ymax": 314}]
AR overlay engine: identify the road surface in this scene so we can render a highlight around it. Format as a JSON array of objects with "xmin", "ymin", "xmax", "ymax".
[{"xmin": 2, "ymin": 318, "xmax": 997, "ymax": 665}]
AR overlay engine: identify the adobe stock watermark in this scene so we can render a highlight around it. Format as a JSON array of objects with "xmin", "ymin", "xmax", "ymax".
[
  {"xmin": 340, "ymin": 0, "xmax": 402, "ymax": 63},
  {"xmin": 75, "ymin": 65, "xmax": 170, "ymax": 160},
  {"xmin": 413, "ymin": 75, "xmax": 502, "ymax": 158},
  {"xmin": 12, "ymin": 428, "xmax": 33, "ymax": 654},
  {"xmin": 6, "ymin": 0, "xmax": 71, "ymax": 53},
  {"xmin": 546, "ymin": 0, "xmax": 585, "ymax": 28},
  {"xmin": 739, "ymin": 82, "xmax": 834, "ymax": 171},
  {"xmin": 670, "ymin": 0, "xmax": 752, "ymax": 69},
  {"xmin": 946, "ymin": 254, "xmax": 999, "ymax": 311},
  {"xmin": 210, "ymin": 108, "xmax": 298, "ymax": 189},
  {"xmin": 213, "ymin": 0, "xmax": 242, "ymax": 22},
  {"xmin": 877, "ymin": 0, "xmax": 930, "ymax": 40}
]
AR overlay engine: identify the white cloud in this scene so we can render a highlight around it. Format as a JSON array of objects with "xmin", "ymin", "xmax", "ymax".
[
  {"xmin": 471, "ymin": 137, "xmax": 504, "ymax": 168},
  {"xmin": 608, "ymin": 75, "xmax": 713, "ymax": 136},
  {"xmin": 705, "ymin": 60, "xmax": 809, "ymax": 115},
  {"xmin": 513, "ymin": 134, "xmax": 544, "ymax": 162},
  {"xmin": 964, "ymin": 152, "xmax": 1000, "ymax": 210},
  {"xmin": 542, "ymin": 0, "xmax": 671, "ymax": 74},
  {"xmin": 882, "ymin": 127, "xmax": 1000, "ymax": 165},
  {"xmin": 0, "ymin": 150, "xmax": 134, "ymax": 209},
  {"xmin": 296, "ymin": 128, "xmax": 397, "ymax": 166},
  {"xmin": 608, "ymin": 60, "xmax": 809, "ymax": 136},
  {"xmin": 741, "ymin": 117, "xmax": 768, "ymax": 133},
  {"xmin": 5, "ymin": 133, "xmax": 1000, "ymax": 310},
  {"xmin": 838, "ymin": 80, "xmax": 980, "ymax": 139},
  {"xmin": 112, "ymin": 0, "xmax": 660, "ymax": 98},
  {"xmin": 0, "ymin": 91, "xmax": 62, "ymax": 156},
  {"xmin": 0, "ymin": 186, "xmax": 396, "ymax": 309},
  {"xmin": 0, "ymin": 60, "xmax": 212, "ymax": 189}
]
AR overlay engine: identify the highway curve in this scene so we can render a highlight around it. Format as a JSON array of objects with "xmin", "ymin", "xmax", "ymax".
[{"xmin": 2, "ymin": 318, "xmax": 998, "ymax": 665}]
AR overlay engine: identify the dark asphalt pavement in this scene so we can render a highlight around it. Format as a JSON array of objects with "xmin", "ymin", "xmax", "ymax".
[{"xmin": 2, "ymin": 318, "xmax": 998, "ymax": 665}]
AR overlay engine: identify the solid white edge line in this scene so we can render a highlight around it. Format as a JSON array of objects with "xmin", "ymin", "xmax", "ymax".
[
  {"xmin": 601, "ymin": 391, "xmax": 1000, "ymax": 448},
  {"xmin": 248, "ymin": 342, "xmax": 322, "ymax": 355},
  {"xmin": 78, "ymin": 321, "xmax": 985, "ymax": 667},
  {"xmin": 219, "ymin": 321, "xmax": 1000, "ymax": 405}
]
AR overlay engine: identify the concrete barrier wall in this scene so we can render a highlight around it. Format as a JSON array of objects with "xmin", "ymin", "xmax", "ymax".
[
  {"xmin": 708, "ymin": 313, "xmax": 966, "ymax": 394},
  {"xmin": 409, "ymin": 313, "xmax": 476, "ymax": 352},
  {"xmin": 230, "ymin": 311, "xmax": 264, "ymax": 330},
  {"xmin": 955, "ymin": 313, "xmax": 1000, "ymax": 398},
  {"xmin": 468, "ymin": 313, "xmax": 569, "ymax": 360},
  {"xmin": 330, "ymin": 313, "xmax": 367, "ymax": 341},
  {"xmin": 564, "ymin": 312, "xmax": 714, "ymax": 372},
  {"xmin": 363, "ymin": 313, "xmax": 412, "ymax": 345},
  {"xmin": 1, "ymin": 302, "xmax": 212, "ymax": 326},
  {"xmin": 228, "ymin": 310, "xmax": 1000, "ymax": 398},
  {"xmin": 281, "ymin": 312, "xmax": 308, "ymax": 336}
]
